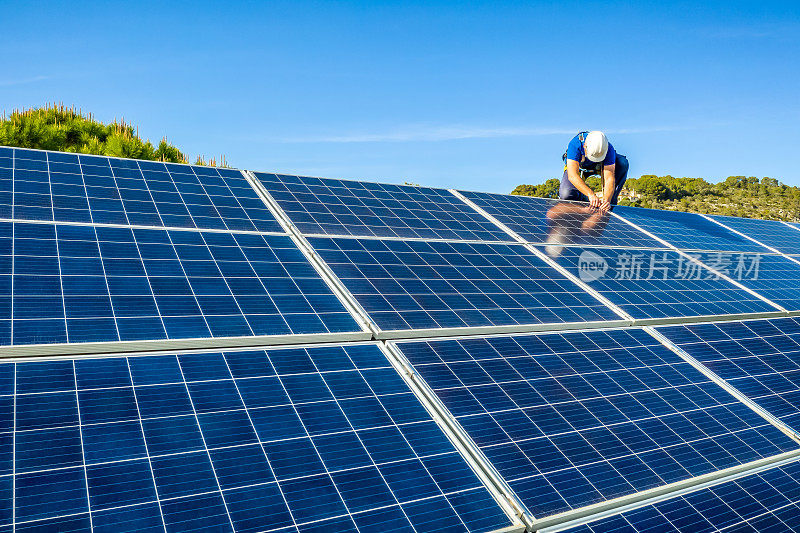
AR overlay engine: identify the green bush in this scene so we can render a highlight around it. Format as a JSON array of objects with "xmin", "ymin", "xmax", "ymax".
[{"xmin": 0, "ymin": 104, "xmax": 204, "ymax": 165}]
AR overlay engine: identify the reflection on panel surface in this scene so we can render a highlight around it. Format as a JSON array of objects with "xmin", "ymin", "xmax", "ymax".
[{"xmin": 460, "ymin": 191, "xmax": 663, "ymax": 249}]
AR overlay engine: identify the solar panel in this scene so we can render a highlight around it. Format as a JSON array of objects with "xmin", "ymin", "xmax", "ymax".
[
  {"xmin": 658, "ymin": 317, "xmax": 800, "ymax": 429},
  {"xmin": 612, "ymin": 205, "xmax": 769, "ymax": 253},
  {"xmin": 547, "ymin": 247, "xmax": 779, "ymax": 319},
  {"xmin": 3, "ymin": 220, "xmax": 360, "ymax": 345},
  {"xmin": 394, "ymin": 328, "xmax": 798, "ymax": 518},
  {"xmin": 254, "ymin": 173, "xmax": 512, "ymax": 241},
  {"xmin": 458, "ymin": 191, "xmax": 664, "ymax": 249},
  {"xmin": 308, "ymin": 237, "xmax": 620, "ymax": 331},
  {"xmin": 8, "ymin": 144, "xmax": 800, "ymax": 530},
  {"xmin": 565, "ymin": 459, "xmax": 800, "ymax": 532},
  {"xmin": 3, "ymin": 343, "xmax": 514, "ymax": 532},
  {"xmin": 712, "ymin": 253, "xmax": 800, "ymax": 311},
  {"xmin": 0, "ymin": 147, "xmax": 282, "ymax": 233},
  {"xmin": 709, "ymin": 215, "xmax": 800, "ymax": 256}
]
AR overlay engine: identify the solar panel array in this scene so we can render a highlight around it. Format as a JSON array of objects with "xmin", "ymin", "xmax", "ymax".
[
  {"xmin": 393, "ymin": 329, "xmax": 797, "ymax": 517},
  {"xmin": 4, "ymin": 344, "xmax": 511, "ymax": 532},
  {"xmin": 460, "ymin": 187, "xmax": 800, "ymax": 324},
  {"xmin": 4, "ymin": 146, "xmax": 800, "ymax": 532}
]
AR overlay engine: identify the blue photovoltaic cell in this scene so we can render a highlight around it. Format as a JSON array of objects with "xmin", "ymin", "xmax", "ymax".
[
  {"xmin": 659, "ymin": 317, "xmax": 800, "ymax": 429},
  {"xmin": 547, "ymin": 247, "xmax": 778, "ymax": 319},
  {"xmin": 395, "ymin": 329, "xmax": 798, "ymax": 518},
  {"xmin": 0, "ymin": 147, "xmax": 282, "ymax": 233},
  {"xmin": 0, "ymin": 221, "xmax": 359, "ymax": 345},
  {"xmin": 1, "ymin": 344, "xmax": 513, "ymax": 532},
  {"xmin": 709, "ymin": 215, "xmax": 800, "ymax": 256},
  {"xmin": 255, "ymin": 173, "xmax": 512, "ymax": 241},
  {"xmin": 308, "ymin": 236, "xmax": 619, "ymax": 331},
  {"xmin": 714, "ymin": 253, "xmax": 800, "ymax": 311},
  {"xmin": 458, "ymin": 190, "xmax": 663, "ymax": 249},
  {"xmin": 567, "ymin": 459, "xmax": 800, "ymax": 533},
  {"xmin": 612, "ymin": 205, "xmax": 769, "ymax": 253}
]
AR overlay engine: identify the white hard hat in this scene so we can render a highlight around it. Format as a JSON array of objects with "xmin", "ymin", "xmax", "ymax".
[{"xmin": 584, "ymin": 131, "xmax": 608, "ymax": 163}]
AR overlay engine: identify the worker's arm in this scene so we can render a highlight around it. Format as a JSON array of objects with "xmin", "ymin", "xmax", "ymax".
[
  {"xmin": 566, "ymin": 159, "xmax": 601, "ymax": 208},
  {"xmin": 600, "ymin": 163, "xmax": 616, "ymax": 211}
]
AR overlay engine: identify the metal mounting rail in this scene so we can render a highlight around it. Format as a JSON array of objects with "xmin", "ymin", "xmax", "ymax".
[
  {"xmin": 6, "ymin": 310, "xmax": 796, "ymax": 360},
  {"xmin": 0, "ymin": 331, "xmax": 373, "ymax": 359},
  {"xmin": 488, "ymin": 526, "xmax": 528, "ymax": 533},
  {"xmin": 533, "ymin": 449, "xmax": 800, "ymax": 532},
  {"xmin": 374, "ymin": 319, "xmax": 634, "ymax": 340}
]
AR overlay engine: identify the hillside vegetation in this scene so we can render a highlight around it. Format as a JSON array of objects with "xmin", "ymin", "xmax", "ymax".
[
  {"xmin": 0, "ymin": 104, "xmax": 226, "ymax": 166},
  {"xmin": 512, "ymin": 174, "xmax": 800, "ymax": 221}
]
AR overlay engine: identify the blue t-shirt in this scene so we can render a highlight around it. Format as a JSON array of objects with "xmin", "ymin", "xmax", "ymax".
[{"xmin": 565, "ymin": 133, "xmax": 616, "ymax": 168}]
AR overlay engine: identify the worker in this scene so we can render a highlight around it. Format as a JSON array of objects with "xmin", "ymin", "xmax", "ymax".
[{"xmin": 559, "ymin": 131, "xmax": 628, "ymax": 211}]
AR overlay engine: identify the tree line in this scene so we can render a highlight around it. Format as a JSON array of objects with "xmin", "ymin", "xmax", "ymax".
[{"xmin": 512, "ymin": 174, "xmax": 800, "ymax": 221}]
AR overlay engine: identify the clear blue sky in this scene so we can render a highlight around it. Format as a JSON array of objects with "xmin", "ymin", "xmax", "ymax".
[{"xmin": 2, "ymin": 0, "xmax": 798, "ymax": 192}]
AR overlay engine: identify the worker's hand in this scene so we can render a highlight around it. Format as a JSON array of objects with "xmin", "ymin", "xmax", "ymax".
[
  {"xmin": 587, "ymin": 192, "xmax": 602, "ymax": 209},
  {"xmin": 598, "ymin": 199, "xmax": 612, "ymax": 212}
]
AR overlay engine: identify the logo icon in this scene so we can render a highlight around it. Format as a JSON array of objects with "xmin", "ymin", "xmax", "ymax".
[{"xmin": 578, "ymin": 250, "xmax": 608, "ymax": 282}]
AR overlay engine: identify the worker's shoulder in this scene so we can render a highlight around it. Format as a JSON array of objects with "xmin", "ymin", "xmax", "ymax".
[{"xmin": 565, "ymin": 134, "xmax": 582, "ymax": 158}]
